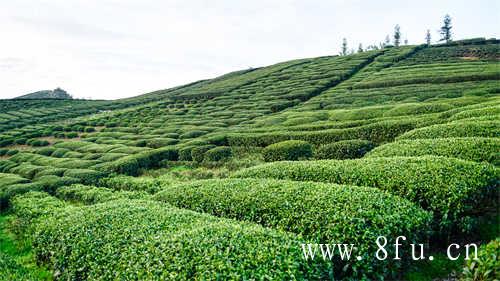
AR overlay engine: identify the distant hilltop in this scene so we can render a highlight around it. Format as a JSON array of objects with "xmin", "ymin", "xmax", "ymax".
[{"xmin": 14, "ymin": 88, "xmax": 72, "ymax": 100}]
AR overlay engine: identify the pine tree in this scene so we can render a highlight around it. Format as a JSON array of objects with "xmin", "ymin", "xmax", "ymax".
[
  {"xmin": 425, "ymin": 29, "xmax": 432, "ymax": 45},
  {"xmin": 358, "ymin": 43, "xmax": 364, "ymax": 53},
  {"xmin": 394, "ymin": 25, "xmax": 401, "ymax": 47},
  {"xmin": 384, "ymin": 35, "xmax": 391, "ymax": 46},
  {"xmin": 340, "ymin": 38, "xmax": 348, "ymax": 56},
  {"xmin": 440, "ymin": 14, "xmax": 452, "ymax": 43}
]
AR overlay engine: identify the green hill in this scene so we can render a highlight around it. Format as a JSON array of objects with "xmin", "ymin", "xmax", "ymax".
[
  {"xmin": 14, "ymin": 88, "xmax": 72, "ymax": 100},
  {"xmin": 0, "ymin": 38, "xmax": 499, "ymax": 280}
]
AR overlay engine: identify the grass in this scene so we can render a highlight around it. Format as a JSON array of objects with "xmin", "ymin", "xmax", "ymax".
[{"xmin": 0, "ymin": 214, "xmax": 52, "ymax": 280}]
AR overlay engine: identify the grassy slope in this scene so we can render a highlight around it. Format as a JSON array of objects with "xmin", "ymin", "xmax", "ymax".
[{"xmin": 0, "ymin": 38, "xmax": 498, "ymax": 280}]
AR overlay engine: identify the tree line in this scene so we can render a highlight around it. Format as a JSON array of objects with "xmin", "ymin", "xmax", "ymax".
[{"xmin": 340, "ymin": 14, "xmax": 453, "ymax": 55}]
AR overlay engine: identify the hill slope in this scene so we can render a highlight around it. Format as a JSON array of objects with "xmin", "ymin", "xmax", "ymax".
[{"xmin": 0, "ymin": 38, "xmax": 499, "ymax": 280}]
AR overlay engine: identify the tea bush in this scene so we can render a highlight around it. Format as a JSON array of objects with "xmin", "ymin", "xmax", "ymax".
[
  {"xmin": 398, "ymin": 121, "xmax": 499, "ymax": 139},
  {"xmin": 156, "ymin": 178, "xmax": 431, "ymax": 279},
  {"xmin": 24, "ymin": 199, "xmax": 332, "ymax": 280},
  {"xmin": 460, "ymin": 238, "xmax": 499, "ymax": 281},
  {"xmin": 262, "ymin": 140, "xmax": 312, "ymax": 162},
  {"xmin": 63, "ymin": 169, "xmax": 105, "ymax": 185},
  {"xmin": 228, "ymin": 120, "xmax": 416, "ymax": 147},
  {"xmin": 234, "ymin": 156, "xmax": 499, "ymax": 234},
  {"xmin": 315, "ymin": 139, "xmax": 375, "ymax": 159},
  {"xmin": 368, "ymin": 137, "xmax": 500, "ymax": 165},
  {"xmin": 56, "ymin": 184, "xmax": 149, "ymax": 204},
  {"xmin": 204, "ymin": 146, "xmax": 232, "ymax": 161},
  {"xmin": 190, "ymin": 145, "xmax": 216, "ymax": 162},
  {"xmin": 101, "ymin": 147, "xmax": 178, "ymax": 175}
]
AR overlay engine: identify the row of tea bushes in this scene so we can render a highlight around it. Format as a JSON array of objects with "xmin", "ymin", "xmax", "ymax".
[
  {"xmin": 155, "ymin": 178, "xmax": 431, "ymax": 279},
  {"xmin": 315, "ymin": 140, "xmax": 375, "ymax": 160},
  {"xmin": 99, "ymin": 175, "xmax": 162, "ymax": 194},
  {"xmin": 11, "ymin": 193, "xmax": 332, "ymax": 280},
  {"xmin": 233, "ymin": 156, "xmax": 499, "ymax": 235},
  {"xmin": 368, "ymin": 137, "xmax": 500, "ymax": 165},
  {"xmin": 227, "ymin": 119, "xmax": 417, "ymax": 147},
  {"xmin": 397, "ymin": 121, "xmax": 499, "ymax": 139},
  {"xmin": 56, "ymin": 184, "xmax": 150, "ymax": 204},
  {"xmin": 99, "ymin": 146, "xmax": 178, "ymax": 176},
  {"xmin": 262, "ymin": 140, "xmax": 312, "ymax": 161}
]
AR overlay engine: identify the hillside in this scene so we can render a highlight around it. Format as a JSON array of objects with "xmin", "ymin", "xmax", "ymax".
[
  {"xmin": 14, "ymin": 88, "xmax": 72, "ymax": 100},
  {"xmin": 0, "ymin": 38, "xmax": 499, "ymax": 280}
]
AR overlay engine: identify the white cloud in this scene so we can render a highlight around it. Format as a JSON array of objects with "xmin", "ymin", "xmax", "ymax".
[{"xmin": 0, "ymin": 0, "xmax": 498, "ymax": 99}]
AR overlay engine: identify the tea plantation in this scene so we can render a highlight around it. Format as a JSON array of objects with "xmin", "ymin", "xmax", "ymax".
[{"xmin": 0, "ymin": 38, "xmax": 498, "ymax": 280}]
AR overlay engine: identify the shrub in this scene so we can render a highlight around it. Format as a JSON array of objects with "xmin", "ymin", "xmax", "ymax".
[
  {"xmin": 145, "ymin": 138, "xmax": 178, "ymax": 148},
  {"xmin": 37, "ymin": 147, "xmax": 57, "ymax": 156},
  {"xmin": 56, "ymin": 184, "xmax": 149, "ymax": 204},
  {"xmin": 27, "ymin": 139, "xmax": 49, "ymax": 147},
  {"xmin": 34, "ymin": 168, "xmax": 67, "ymax": 178},
  {"xmin": 10, "ymin": 191, "xmax": 66, "ymax": 232},
  {"xmin": 315, "ymin": 140, "xmax": 375, "ymax": 159},
  {"xmin": 205, "ymin": 134, "xmax": 229, "ymax": 146},
  {"xmin": 99, "ymin": 176, "xmax": 160, "ymax": 194},
  {"xmin": 155, "ymin": 178, "xmax": 431, "ymax": 279},
  {"xmin": 234, "ymin": 156, "xmax": 499, "ymax": 234},
  {"xmin": 0, "ymin": 149, "xmax": 8, "ymax": 156},
  {"xmin": 398, "ymin": 121, "xmax": 499, "ymax": 140},
  {"xmin": 63, "ymin": 169, "xmax": 105, "ymax": 185},
  {"xmin": 461, "ymin": 238, "xmax": 499, "ymax": 281},
  {"xmin": 97, "ymin": 153, "xmax": 127, "ymax": 162},
  {"xmin": 178, "ymin": 146, "xmax": 194, "ymax": 161},
  {"xmin": 0, "ymin": 138, "xmax": 14, "ymax": 147},
  {"xmin": 0, "ymin": 183, "xmax": 44, "ymax": 210},
  {"xmin": 0, "ymin": 160, "xmax": 17, "ymax": 173},
  {"xmin": 14, "ymin": 138, "xmax": 27, "ymax": 145},
  {"xmin": 204, "ymin": 146, "xmax": 232, "ymax": 161},
  {"xmin": 179, "ymin": 130, "xmax": 208, "ymax": 139},
  {"xmin": 101, "ymin": 147, "xmax": 178, "ymax": 176},
  {"xmin": 262, "ymin": 140, "xmax": 312, "ymax": 162},
  {"xmin": 0, "ymin": 173, "xmax": 30, "ymax": 188},
  {"xmin": 5, "ymin": 150, "xmax": 18, "ymax": 156},
  {"xmin": 33, "ymin": 175, "xmax": 80, "ymax": 193},
  {"xmin": 227, "ymin": 120, "xmax": 416, "ymax": 147},
  {"xmin": 191, "ymin": 145, "xmax": 216, "ymax": 162},
  {"xmin": 84, "ymin": 127, "xmax": 95, "ymax": 133},
  {"xmin": 368, "ymin": 137, "xmax": 500, "ymax": 165},
  {"xmin": 51, "ymin": 148, "xmax": 70, "ymax": 158},
  {"xmin": 9, "ymin": 163, "xmax": 45, "ymax": 179},
  {"xmin": 24, "ymin": 199, "xmax": 331, "ymax": 280}
]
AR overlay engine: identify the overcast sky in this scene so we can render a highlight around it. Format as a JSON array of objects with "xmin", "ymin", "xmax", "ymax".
[{"xmin": 0, "ymin": 0, "xmax": 498, "ymax": 100}]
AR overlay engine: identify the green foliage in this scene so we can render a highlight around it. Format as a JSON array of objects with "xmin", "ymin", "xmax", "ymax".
[
  {"xmin": 21, "ymin": 199, "xmax": 331, "ymax": 280},
  {"xmin": 190, "ymin": 145, "xmax": 216, "ymax": 162},
  {"xmin": 203, "ymin": 146, "xmax": 232, "ymax": 162},
  {"xmin": 228, "ymin": 120, "xmax": 416, "ymax": 146},
  {"xmin": 262, "ymin": 140, "xmax": 312, "ymax": 162},
  {"xmin": 368, "ymin": 137, "xmax": 500, "ymax": 165},
  {"xmin": 315, "ymin": 139, "xmax": 375, "ymax": 159},
  {"xmin": 156, "ymin": 178, "xmax": 431, "ymax": 279},
  {"xmin": 26, "ymin": 139, "xmax": 49, "ymax": 147},
  {"xmin": 99, "ymin": 176, "xmax": 161, "ymax": 193},
  {"xmin": 178, "ymin": 146, "xmax": 194, "ymax": 161},
  {"xmin": 63, "ymin": 169, "xmax": 105, "ymax": 185},
  {"xmin": 101, "ymin": 147, "xmax": 178, "ymax": 176},
  {"xmin": 56, "ymin": 184, "xmax": 149, "ymax": 204},
  {"xmin": 398, "ymin": 121, "xmax": 499, "ymax": 139},
  {"xmin": 461, "ymin": 238, "xmax": 500, "ymax": 281},
  {"xmin": 33, "ymin": 175, "xmax": 79, "ymax": 193},
  {"xmin": 234, "ymin": 156, "xmax": 499, "ymax": 234}
]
